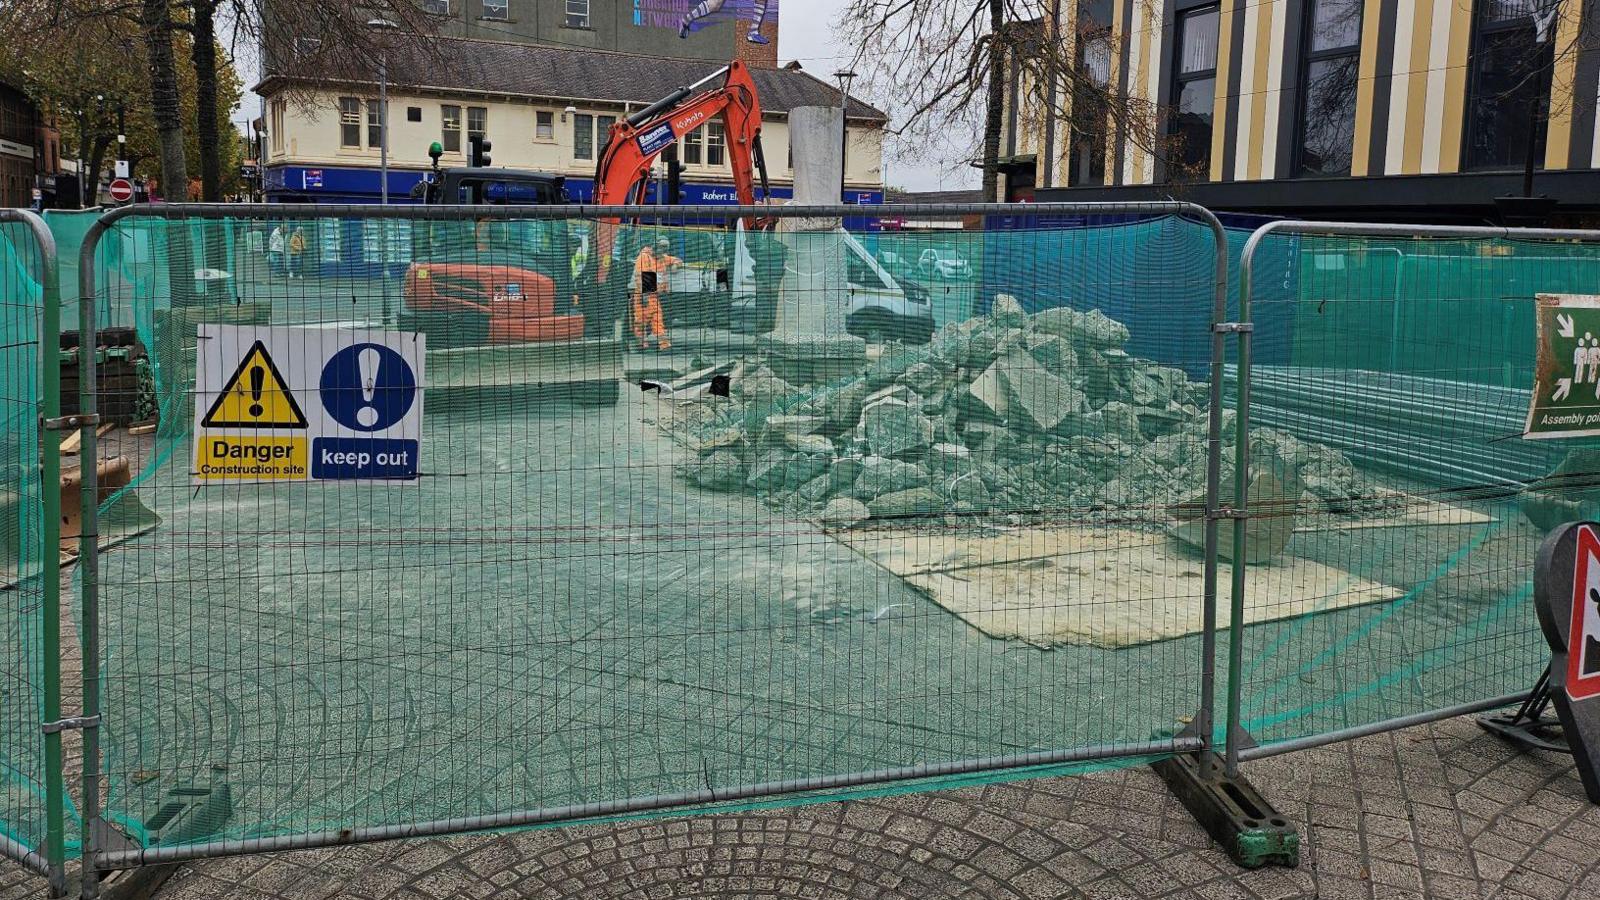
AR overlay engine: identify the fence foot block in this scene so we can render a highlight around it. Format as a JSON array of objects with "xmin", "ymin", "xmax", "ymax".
[{"xmin": 1152, "ymin": 752, "xmax": 1299, "ymax": 869}]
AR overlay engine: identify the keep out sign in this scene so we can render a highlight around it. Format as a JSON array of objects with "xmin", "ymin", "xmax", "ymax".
[{"xmin": 192, "ymin": 325, "xmax": 426, "ymax": 484}]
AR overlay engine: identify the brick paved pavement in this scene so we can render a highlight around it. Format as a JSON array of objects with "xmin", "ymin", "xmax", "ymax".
[{"xmin": 5, "ymin": 712, "xmax": 1599, "ymax": 899}]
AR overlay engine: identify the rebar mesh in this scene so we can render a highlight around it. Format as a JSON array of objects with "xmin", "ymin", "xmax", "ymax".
[{"xmin": 78, "ymin": 205, "xmax": 1228, "ymax": 854}]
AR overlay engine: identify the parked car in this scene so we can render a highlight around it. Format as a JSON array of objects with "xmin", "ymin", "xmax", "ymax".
[
  {"xmin": 918, "ymin": 248, "xmax": 973, "ymax": 280},
  {"xmin": 845, "ymin": 253, "xmax": 934, "ymax": 345},
  {"xmin": 729, "ymin": 226, "xmax": 934, "ymax": 344}
]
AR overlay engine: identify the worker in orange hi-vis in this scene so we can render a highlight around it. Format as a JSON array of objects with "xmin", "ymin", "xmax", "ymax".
[{"xmin": 631, "ymin": 238, "xmax": 681, "ymax": 351}]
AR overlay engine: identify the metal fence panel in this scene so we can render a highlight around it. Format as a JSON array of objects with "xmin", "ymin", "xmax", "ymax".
[
  {"xmin": 74, "ymin": 202, "xmax": 1234, "ymax": 869},
  {"xmin": 0, "ymin": 209, "xmax": 68, "ymax": 890},
  {"xmin": 1228, "ymin": 222, "xmax": 1600, "ymax": 769}
]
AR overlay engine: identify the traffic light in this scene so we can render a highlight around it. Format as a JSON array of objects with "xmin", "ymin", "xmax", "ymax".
[
  {"xmin": 663, "ymin": 144, "xmax": 684, "ymax": 205},
  {"xmin": 468, "ymin": 135, "xmax": 493, "ymax": 168}
]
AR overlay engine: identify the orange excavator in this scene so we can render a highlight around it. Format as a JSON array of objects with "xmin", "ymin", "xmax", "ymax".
[
  {"xmin": 591, "ymin": 60, "xmax": 773, "ymax": 283},
  {"xmin": 397, "ymin": 61, "xmax": 773, "ymax": 402},
  {"xmin": 594, "ymin": 59, "xmax": 772, "ymax": 208}
]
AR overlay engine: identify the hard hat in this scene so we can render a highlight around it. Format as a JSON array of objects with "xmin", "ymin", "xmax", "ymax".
[{"xmin": 656, "ymin": 238, "xmax": 670, "ymax": 249}]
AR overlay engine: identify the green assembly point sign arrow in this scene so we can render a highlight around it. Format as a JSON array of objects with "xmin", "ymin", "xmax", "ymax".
[{"xmin": 1527, "ymin": 294, "xmax": 1600, "ymax": 439}]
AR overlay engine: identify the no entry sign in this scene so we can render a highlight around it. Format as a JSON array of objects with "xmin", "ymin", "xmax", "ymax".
[{"xmin": 108, "ymin": 178, "xmax": 134, "ymax": 203}]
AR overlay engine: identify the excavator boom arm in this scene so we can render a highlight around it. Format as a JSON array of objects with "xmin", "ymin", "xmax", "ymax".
[{"xmin": 593, "ymin": 60, "xmax": 769, "ymax": 208}]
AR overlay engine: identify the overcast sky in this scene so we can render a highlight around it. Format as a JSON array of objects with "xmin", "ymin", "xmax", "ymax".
[
  {"xmin": 778, "ymin": 1, "xmax": 976, "ymax": 193},
  {"xmin": 231, "ymin": 2, "xmax": 978, "ymax": 193}
]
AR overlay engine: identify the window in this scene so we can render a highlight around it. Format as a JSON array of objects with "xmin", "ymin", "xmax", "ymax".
[
  {"xmin": 566, "ymin": 0, "xmax": 589, "ymax": 28},
  {"xmin": 683, "ymin": 126, "xmax": 704, "ymax": 165},
  {"xmin": 1294, "ymin": 0, "xmax": 1362, "ymax": 176},
  {"xmin": 579, "ymin": 112, "xmax": 598, "ymax": 160},
  {"xmin": 468, "ymin": 106, "xmax": 487, "ymax": 142},
  {"xmin": 572, "ymin": 114, "xmax": 614, "ymax": 160},
  {"xmin": 422, "ymin": 0, "xmax": 450, "ymax": 13},
  {"xmin": 339, "ymin": 96, "xmax": 362, "ymax": 148},
  {"xmin": 706, "ymin": 121, "xmax": 726, "ymax": 167},
  {"xmin": 442, "ymin": 104, "xmax": 462, "ymax": 153},
  {"xmin": 536, "ymin": 110, "xmax": 554, "ymax": 140},
  {"xmin": 482, "ymin": 0, "xmax": 507, "ymax": 20},
  {"xmin": 407, "ymin": 106, "xmax": 423, "ymax": 122},
  {"xmin": 367, "ymin": 99, "xmax": 384, "ymax": 149},
  {"xmin": 1464, "ymin": 0, "xmax": 1556, "ymax": 171},
  {"xmin": 271, "ymin": 100, "xmax": 285, "ymax": 153},
  {"xmin": 1068, "ymin": 1, "xmax": 1112, "ymax": 187},
  {"xmin": 1168, "ymin": 5, "xmax": 1219, "ymax": 179}
]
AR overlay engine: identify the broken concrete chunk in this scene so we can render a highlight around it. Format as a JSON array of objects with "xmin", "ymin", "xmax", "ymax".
[
  {"xmin": 736, "ymin": 365, "xmax": 799, "ymax": 408},
  {"xmin": 1000, "ymin": 353, "xmax": 1086, "ymax": 433},
  {"xmin": 949, "ymin": 472, "xmax": 992, "ymax": 510},
  {"xmin": 898, "ymin": 361, "xmax": 946, "ymax": 396},
  {"xmin": 786, "ymin": 454, "xmax": 828, "ymax": 489},
  {"xmin": 766, "ymin": 414, "xmax": 823, "ymax": 438},
  {"xmin": 794, "ymin": 379, "xmax": 869, "ymax": 431},
  {"xmin": 962, "ymin": 422, "xmax": 1011, "ymax": 455},
  {"xmin": 691, "ymin": 450, "xmax": 745, "ymax": 491},
  {"xmin": 1079, "ymin": 309, "xmax": 1130, "ymax": 350},
  {"xmin": 821, "ymin": 497, "xmax": 871, "ymax": 528},
  {"xmin": 759, "ymin": 333, "xmax": 869, "ymax": 385},
  {"xmin": 1099, "ymin": 401, "xmax": 1144, "ymax": 443},
  {"xmin": 799, "ymin": 473, "xmax": 835, "ymax": 503},
  {"xmin": 991, "ymin": 293, "xmax": 1028, "ymax": 328},
  {"xmin": 747, "ymin": 450, "xmax": 797, "ymax": 492},
  {"xmin": 785, "ymin": 433, "xmax": 835, "ymax": 455},
  {"xmin": 861, "ymin": 384, "xmax": 918, "ymax": 412},
  {"xmin": 688, "ymin": 426, "xmax": 745, "ymax": 453},
  {"xmin": 1169, "ymin": 472, "xmax": 1297, "ymax": 564},
  {"xmin": 968, "ymin": 359, "xmax": 1009, "ymax": 419},
  {"xmin": 861, "ymin": 400, "xmax": 934, "ymax": 459},
  {"xmin": 853, "ymin": 456, "xmax": 930, "ymax": 498},
  {"xmin": 1024, "ymin": 332, "xmax": 1079, "ymax": 374},
  {"xmin": 928, "ymin": 442, "xmax": 972, "ymax": 472},
  {"xmin": 868, "ymin": 487, "xmax": 943, "ymax": 520},
  {"xmin": 1031, "ymin": 306, "xmax": 1085, "ymax": 339}
]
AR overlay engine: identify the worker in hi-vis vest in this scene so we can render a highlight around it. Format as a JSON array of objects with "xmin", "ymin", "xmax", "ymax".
[{"xmin": 631, "ymin": 238, "xmax": 681, "ymax": 351}]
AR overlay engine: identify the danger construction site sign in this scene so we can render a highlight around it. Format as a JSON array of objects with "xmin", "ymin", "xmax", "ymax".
[{"xmin": 191, "ymin": 325, "xmax": 426, "ymax": 484}]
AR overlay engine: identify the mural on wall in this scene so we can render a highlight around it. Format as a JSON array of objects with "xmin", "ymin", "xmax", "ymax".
[{"xmin": 633, "ymin": 1, "xmax": 775, "ymax": 44}]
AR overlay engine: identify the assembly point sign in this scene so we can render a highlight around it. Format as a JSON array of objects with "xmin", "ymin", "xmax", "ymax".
[
  {"xmin": 1527, "ymin": 294, "xmax": 1600, "ymax": 439},
  {"xmin": 192, "ymin": 324, "xmax": 426, "ymax": 484}
]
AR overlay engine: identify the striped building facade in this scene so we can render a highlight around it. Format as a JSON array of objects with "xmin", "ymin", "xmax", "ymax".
[{"xmin": 1012, "ymin": 0, "xmax": 1600, "ymax": 222}]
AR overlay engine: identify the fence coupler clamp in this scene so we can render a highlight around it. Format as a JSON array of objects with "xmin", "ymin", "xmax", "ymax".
[
  {"xmin": 1213, "ymin": 322, "xmax": 1254, "ymax": 334},
  {"xmin": 43, "ymin": 413, "xmax": 101, "ymax": 431},
  {"xmin": 42, "ymin": 715, "xmax": 101, "ymax": 734},
  {"xmin": 1208, "ymin": 507, "xmax": 1251, "ymax": 521}
]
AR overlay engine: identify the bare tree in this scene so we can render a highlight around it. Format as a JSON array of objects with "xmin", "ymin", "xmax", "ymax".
[
  {"xmin": 229, "ymin": 2, "xmax": 446, "ymax": 109},
  {"xmin": 841, "ymin": 0, "xmax": 1171, "ymax": 196}
]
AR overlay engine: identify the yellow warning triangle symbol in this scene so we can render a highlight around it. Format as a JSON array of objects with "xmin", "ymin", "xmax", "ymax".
[{"xmin": 201, "ymin": 340, "xmax": 308, "ymax": 428}]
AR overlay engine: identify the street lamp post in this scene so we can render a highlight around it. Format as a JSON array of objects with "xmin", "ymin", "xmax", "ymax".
[
  {"xmin": 368, "ymin": 18, "xmax": 399, "ymax": 204},
  {"xmin": 1496, "ymin": 1, "xmax": 1565, "ymax": 225},
  {"xmin": 832, "ymin": 70, "xmax": 857, "ymax": 202}
]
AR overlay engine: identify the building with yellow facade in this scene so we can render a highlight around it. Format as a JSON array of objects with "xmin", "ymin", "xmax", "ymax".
[{"xmin": 1005, "ymin": 0, "xmax": 1600, "ymax": 222}]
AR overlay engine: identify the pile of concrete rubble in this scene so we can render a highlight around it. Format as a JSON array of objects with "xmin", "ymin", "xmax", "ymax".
[{"xmin": 668, "ymin": 298, "xmax": 1391, "ymax": 530}]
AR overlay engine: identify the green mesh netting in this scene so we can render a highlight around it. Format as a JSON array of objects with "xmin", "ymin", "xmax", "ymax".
[
  {"xmin": 63, "ymin": 210, "xmax": 1596, "ymax": 858},
  {"xmin": 78, "ymin": 210, "xmax": 1230, "ymax": 851},
  {"xmin": 0, "ymin": 220, "xmax": 50, "ymax": 862},
  {"xmin": 1232, "ymin": 232, "xmax": 1598, "ymax": 747}
]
